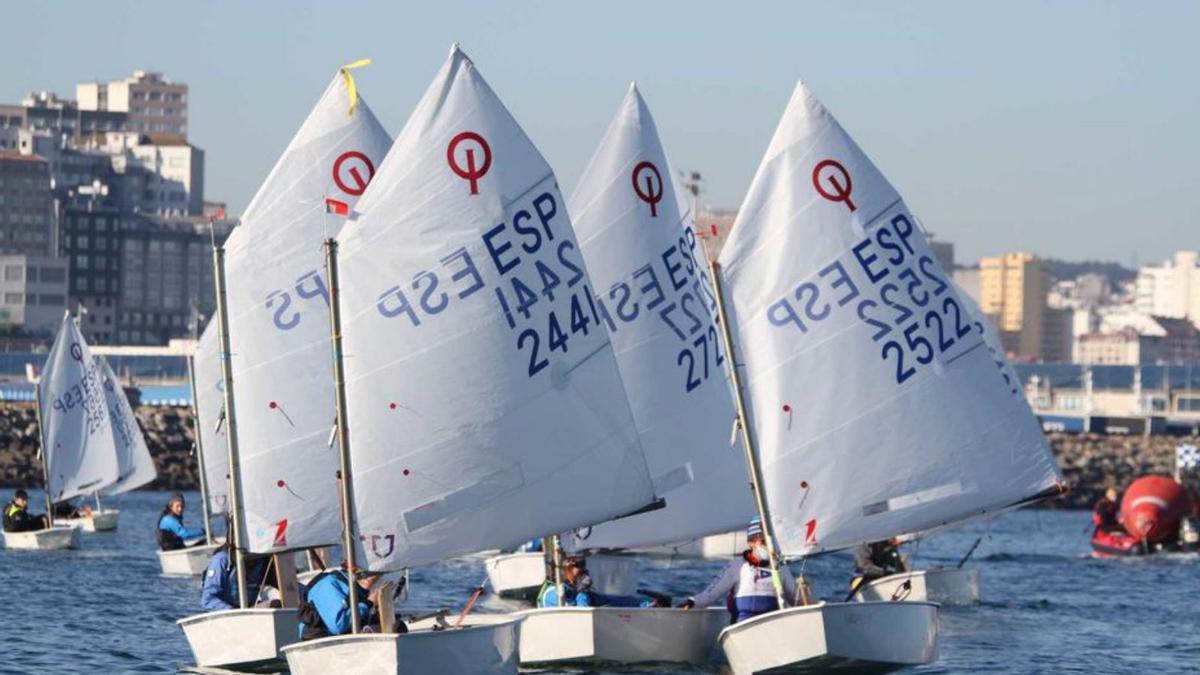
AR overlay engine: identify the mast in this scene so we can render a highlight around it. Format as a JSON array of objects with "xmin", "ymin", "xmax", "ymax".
[
  {"xmin": 187, "ymin": 354, "xmax": 214, "ymax": 542},
  {"xmin": 552, "ymin": 535, "xmax": 564, "ymax": 607},
  {"xmin": 68, "ymin": 308, "xmax": 85, "ymax": 518},
  {"xmin": 94, "ymin": 369, "xmax": 103, "ymax": 514},
  {"xmin": 213, "ymin": 241, "xmax": 249, "ymax": 609},
  {"xmin": 708, "ymin": 259, "xmax": 787, "ymax": 609},
  {"xmin": 325, "ymin": 238, "xmax": 362, "ymax": 633},
  {"xmin": 33, "ymin": 387, "xmax": 52, "ymax": 528}
]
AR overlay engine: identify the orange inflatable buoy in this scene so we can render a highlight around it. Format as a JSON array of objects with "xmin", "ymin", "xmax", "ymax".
[{"xmin": 1120, "ymin": 476, "xmax": 1195, "ymax": 543}]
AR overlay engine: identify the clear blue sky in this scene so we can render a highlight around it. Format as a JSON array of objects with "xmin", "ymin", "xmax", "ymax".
[{"xmin": 3, "ymin": 1, "xmax": 1197, "ymax": 265}]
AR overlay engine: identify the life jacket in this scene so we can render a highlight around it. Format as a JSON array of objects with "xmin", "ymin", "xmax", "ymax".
[
  {"xmin": 157, "ymin": 511, "xmax": 185, "ymax": 551},
  {"xmin": 297, "ymin": 570, "xmax": 339, "ymax": 641},
  {"xmin": 733, "ymin": 551, "xmax": 780, "ymax": 621},
  {"xmin": 3, "ymin": 502, "xmax": 24, "ymax": 532},
  {"xmin": 536, "ymin": 579, "xmax": 570, "ymax": 607}
]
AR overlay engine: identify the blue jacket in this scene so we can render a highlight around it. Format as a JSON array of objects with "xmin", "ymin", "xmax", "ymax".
[
  {"xmin": 159, "ymin": 513, "xmax": 204, "ymax": 541},
  {"xmin": 537, "ymin": 580, "xmax": 649, "ymax": 609},
  {"xmin": 201, "ymin": 548, "xmax": 265, "ymax": 611},
  {"xmin": 301, "ymin": 571, "xmax": 372, "ymax": 637}
]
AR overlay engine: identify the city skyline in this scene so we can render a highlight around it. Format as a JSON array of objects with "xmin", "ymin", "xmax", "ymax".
[{"xmin": 1, "ymin": 1, "xmax": 1198, "ymax": 264}]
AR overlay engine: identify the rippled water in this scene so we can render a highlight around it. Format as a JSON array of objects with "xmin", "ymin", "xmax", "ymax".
[{"xmin": 1, "ymin": 490, "xmax": 1196, "ymax": 674}]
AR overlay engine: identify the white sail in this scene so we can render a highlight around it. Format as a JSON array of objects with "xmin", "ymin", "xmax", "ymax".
[
  {"xmin": 337, "ymin": 45, "xmax": 656, "ymax": 571},
  {"xmin": 563, "ymin": 85, "xmax": 753, "ymax": 552},
  {"xmin": 956, "ymin": 286, "xmax": 1024, "ymax": 401},
  {"xmin": 716, "ymin": 82, "xmax": 1063, "ymax": 556},
  {"xmin": 37, "ymin": 314, "xmax": 119, "ymax": 502},
  {"xmin": 222, "ymin": 69, "xmax": 392, "ymax": 553},
  {"xmin": 194, "ymin": 320, "xmax": 229, "ymax": 516},
  {"xmin": 97, "ymin": 356, "xmax": 157, "ymax": 495}
]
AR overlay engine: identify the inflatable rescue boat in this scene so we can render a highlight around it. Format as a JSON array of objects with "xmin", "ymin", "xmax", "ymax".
[{"xmin": 1091, "ymin": 476, "xmax": 1199, "ymax": 557}]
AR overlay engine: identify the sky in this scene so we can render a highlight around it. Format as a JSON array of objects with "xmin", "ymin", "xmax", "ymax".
[{"xmin": 2, "ymin": 1, "xmax": 1197, "ymax": 265}]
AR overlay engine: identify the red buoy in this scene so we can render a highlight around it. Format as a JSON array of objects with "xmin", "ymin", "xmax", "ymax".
[{"xmin": 1120, "ymin": 476, "xmax": 1194, "ymax": 543}]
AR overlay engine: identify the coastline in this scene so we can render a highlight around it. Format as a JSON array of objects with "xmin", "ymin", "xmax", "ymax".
[{"xmin": 1, "ymin": 403, "xmax": 1193, "ymax": 508}]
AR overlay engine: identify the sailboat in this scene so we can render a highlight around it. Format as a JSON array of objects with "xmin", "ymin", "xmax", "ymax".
[
  {"xmin": 4, "ymin": 313, "xmax": 117, "ymax": 550},
  {"xmin": 709, "ymin": 81, "xmax": 1064, "ymax": 673},
  {"xmin": 281, "ymin": 45, "xmax": 660, "ymax": 675},
  {"xmin": 158, "ymin": 329, "xmax": 225, "ymax": 576},
  {"xmin": 512, "ymin": 84, "xmax": 757, "ymax": 668},
  {"xmin": 60, "ymin": 355, "xmax": 159, "ymax": 533},
  {"xmin": 178, "ymin": 62, "xmax": 393, "ymax": 671}
]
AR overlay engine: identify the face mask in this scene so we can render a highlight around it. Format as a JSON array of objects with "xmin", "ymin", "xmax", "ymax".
[
  {"xmin": 752, "ymin": 544, "xmax": 770, "ymax": 560},
  {"xmin": 575, "ymin": 572, "xmax": 593, "ymax": 592}
]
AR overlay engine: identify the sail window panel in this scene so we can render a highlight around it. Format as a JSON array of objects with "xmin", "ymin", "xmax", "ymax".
[
  {"xmin": 862, "ymin": 481, "xmax": 964, "ymax": 517},
  {"xmin": 650, "ymin": 462, "xmax": 695, "ymax": 495},
  {"xmin": 402, "ymin": 464, "xmax": 526, "ymax": 533}
]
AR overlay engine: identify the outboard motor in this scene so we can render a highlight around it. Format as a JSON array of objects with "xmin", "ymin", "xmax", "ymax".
[{"xmin": 1180, "ymin": 517, "xmax": 1200, "ymax": 550}]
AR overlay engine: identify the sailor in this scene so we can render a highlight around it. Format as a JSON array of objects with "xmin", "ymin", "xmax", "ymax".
[
  {"xmin": 1092, "ymin": 487, "xmax": 1122, "ymax": 533},
  {"xmin": 3, "ymin": 490, "xmax": 48, "ymax": 532},
  {"xmin": 537, "ymin": 556, "xmax": 663, "ymax": 608},
  {"xmin": 679, "ymin": 517, "xmax": 797, "ymax": 622},
  {"xmin": 200, "ymin": 534, "xmax": 274, "ymax": 611},
  {"xmin": 297, "ymin": 565, "xmax": 390, "ymax": 639},
  {"xmin": 156, "ymin": 492, "xmax": 205, "ymax": 551},
  {"xmin": 850, "ymin": 538, "xmax": 906, "ymax": 593}
]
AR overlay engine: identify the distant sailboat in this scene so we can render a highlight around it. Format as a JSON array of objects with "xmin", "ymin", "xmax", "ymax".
[
  {"xmin": 710, "ymin": 81, "xmax": 1064, "ymax": 673},
  {"xmin": 282, "ymin": 45, "xmax": 658, "ymax": 675},
  {"xmin": 512, "ymin": 84, "xmax": 755, "ymax": 668},
  {"xmin": 62, "ymin": 355, "xmax": 159, "ymax": 532},
  {"xmin": 4, "ymin": 313, "xmax": 117, "ymax": 550},
  {"xmin": 178, "ymin": 63, "xmax": 393, "ymax": 671}
]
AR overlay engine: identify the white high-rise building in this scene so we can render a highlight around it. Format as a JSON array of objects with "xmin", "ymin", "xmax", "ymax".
[
  {"xmin": 1135, "ymin": 250, "xmax": 1200, "ymax": 327},
  {"xmin": 77, "ymin": 70, "xmax": 187, "ymax": 142}
]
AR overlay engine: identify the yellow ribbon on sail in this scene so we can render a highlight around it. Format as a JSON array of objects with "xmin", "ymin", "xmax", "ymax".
[{"xmin": 339, "ymin": 58, "xmax": 372, "ymax": 117}]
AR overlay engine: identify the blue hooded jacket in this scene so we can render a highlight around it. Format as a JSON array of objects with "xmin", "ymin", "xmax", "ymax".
[
  {"xmin": 159, "ymin": 513, "xmax": 204, "ymax": 541},
  {"xmin": 201, "ymin": 548, "xmax": 266, "ymax": 611},
  {"xmin": 299, "ymin": 571, "xmax": 373, "ymax": 637}
]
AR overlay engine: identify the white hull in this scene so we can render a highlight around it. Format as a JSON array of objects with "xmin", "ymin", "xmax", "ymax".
[
  {"xmin": 483, "ymin": 552, "xmax": 637, "ymax": 600},
  {"xmin": 719, "ymin": 602, "xmax": 939, "ymax": 674},
  {"xmin": 178, "ymin": 608, "xmax": 299, "ymax": 668},
  {"xmin": 853, "ymin": 568, "xmax": 980, "ymax": 606},
  {"xmin": 513, "ymin": 606, "xmax": 727, "ymax": 665},
  {"xmin": 629, "ymin": 531, "xmax": 743, "ymax": 559},
  {"xmin": 282, "ymin": 619, "xmax": 520, "ymax": 675},
  {"xmin": 1, "ymin": 526, "xmax": 79, "ymax": 550},
  {"xmin": 159, "ymin": 544, "xmax": 221, "ymax": 576},
  {"xmin": 65, "ymin": 509, "xmax": 120, "ymax": 532}
]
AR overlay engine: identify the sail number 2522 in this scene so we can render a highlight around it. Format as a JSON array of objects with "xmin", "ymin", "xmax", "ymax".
[{"xmin": 764, "ymin": 213, "xmax": 983, "ymax": 386}]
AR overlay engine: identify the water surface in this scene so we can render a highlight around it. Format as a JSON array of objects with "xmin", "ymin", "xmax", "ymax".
[{"xmin": 0, "ymin": 490, "xmax": 1194, "ymax": 674}]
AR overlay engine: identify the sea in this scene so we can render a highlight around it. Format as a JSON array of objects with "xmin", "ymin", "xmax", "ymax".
[{"xmin": 0, "ymin": 489, "xmax": 1195, "ymax": 674}]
